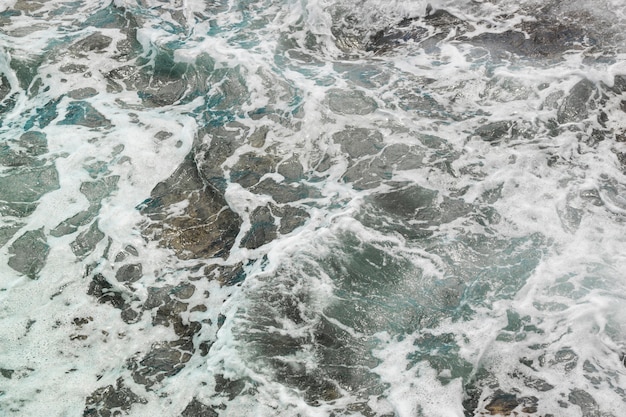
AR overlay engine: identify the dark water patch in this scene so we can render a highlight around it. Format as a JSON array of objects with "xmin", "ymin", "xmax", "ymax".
[
  {"xmin": 474, "ymin": 120, "xmax": 514, "ymax": 143},
  {"xmin": 276, "ymin": 154, "xmax": 304, "ymax": 182},
  {"xmin": 7, "ymin": 228, "xmax": 49, "ymax": 279},
  {"xmin": 60, "ymin": 63, "xmax": 90, "ymax": 74},
  {"xmin": 106, "ymin": 48, "xmax": 212, "ymax": 106}
]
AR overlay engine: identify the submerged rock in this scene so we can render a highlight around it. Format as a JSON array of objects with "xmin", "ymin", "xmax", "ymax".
[
  {"xmin": 327, "ymin": 89, "xmax": 377, "ymax": 115},
  {"xmin": 241, "ymin": 205, "xmax": 277, "ymax": 249},
  {"xmin": 0, "ymin": 165, "xmax": 59, "ymax": 213},
  {"xmin": 83, "ymin": 378, "xmax": 146, "ymax": 417},
  {"xmin": 71, "ymin": 33, "xmax": 112, "ymax": 54},
  {"xmin": 181, "ymin": 399, "xmax": 218, "ymax": 417},
  {"xmin": 59, "ymin": 101, "xmax": 112, "ymax": 128},
  {"xmin": 333, "ymin": 127, "xmax": 383, "ymax": 158},
  {"xmin": 557, "ymin": 79, "xmax": 597, "ymax": 124},
  {"xmin": 367, "ymin": 7, "xmax": 595, "ymax": 60},
  {"xmin": 140, "ymin": 153, "xmax": 241, "ymax": 260},
  {"xmin": 7, "ymin": 228, "xmax": 49, "ymax": 279},
  {"xmin": 18, "ymin": 131, "xmax": 48, "ymax": 156},
  {"xmin": 368, "ymin": 9, "xmax": 469, "ymax": 53},
  {"xmin": 71, "ymin": 221, "xmax": 105, "ymax": 259},
  {"xmin": 129, "ymin": 342, "xmax": 192, "ymax": 389},
  {"xmin": 468, "ymin": 19, "xmax": 593, "ymax": 60}
]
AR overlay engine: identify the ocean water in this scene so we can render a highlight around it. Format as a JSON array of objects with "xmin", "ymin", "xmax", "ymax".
[{"xmin": 1, "ymin": 0, "xmax": 626, "ymax": 415}]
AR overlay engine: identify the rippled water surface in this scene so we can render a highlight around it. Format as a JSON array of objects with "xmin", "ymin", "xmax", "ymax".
[{"xmin": 1, "ymin": 0, "xmax": 626, "ymax": 415}]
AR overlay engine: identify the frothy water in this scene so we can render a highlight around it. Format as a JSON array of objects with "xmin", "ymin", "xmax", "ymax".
[{"xmin": 1, "ymin": 0, "xmax": 626, "ymax": 416}]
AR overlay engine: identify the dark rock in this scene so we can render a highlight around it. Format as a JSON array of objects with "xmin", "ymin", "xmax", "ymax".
[
  {"xmin": 230, "ymin": 152, "xmax": 277, "ymax": 188},
  {"xmin": 242, "ymin": 205, "xmax": 277, "ymax": 249},
  {"xmin": 71, "ymin": 33, "xmax": 112, "ymax": 54},
  {"xmin": 569, "ymin": 389, "xmax": 601, "ymax": 417},
  {"xmin": 251, "ymin": 178, "xmax": 319, "ymax": 203},
  {"xmin": 0, "ymin": 224, "xmax": 23, "ymax": 248},
  {"xmin": 368, "ymin": 9, "xmax": 469, "ymax": 53},
  {"xmin": 273, "ymin": 204, "xmax": 309, "ymax": 234},
  {"xmin": 483, "ymin": 390, "xmax": 537, "ymax": 415},
  {"xmin": 181, "ymin": 399, "xmax": 218, "ymax": 417},
  {"xmin": 71, "ymin": 221, "xmax": 105, "ymax": 259},
  {"xmin": 333, "ymin": 127, "xmax": 383, "ymax": 158},
  {"xmin": 115, "ymin": 263, "xmax": 142, "ymax": 283},
  {"xmin": 277, "ymin": 155, "xmax": 304, "ymax": 182},
  {"xmin": 140, "ymin": 153, "xmax": 241, "ymax": 260},
  {"xmin": 87, "ymin": 270, "xmax": 127, "ymax": 310},
  {"xmin": 80, "ymin": 176, "xmax": 119, "ymax": 204},
  {"xmin": 203, "ymin": 263, "xmax": 245, "ymax": 286},
  {"xmin": 129, "ymin": 342, "xmax": 191, "ymax": 389},
  {"xmin": 8, "ymin": 228, "xmax": 49, "ymax": 279},
  {"xmin": 327, "ymin": 89, "xmax": 377, "ymax": 115},
  {"xmin": 468, "ymin": 20, "xmax": 590, "ymax": 60},
  {"xmin": 474, "ymin": 121, "xmax": 513, "ymax": 142},
  {"xmin": 214, "ymin": 374, "xmax": 246, "ymax": 400},
  {"xmin": 558, "ymin": 79, "xmax": 596, "ymax": 124},
  {"xmin": 51, "ymin": 207, "xmax": 99, "ymax": 237},
  {"xmin": 68, "ymin": 88, "xmax": 98, "ymax": 99},
  {"xmin": 60, "ymin": 63, "xmax": 90, "ymax": 74},
  {"xmin": 197, "ymin": 124, "xmax": 247, "ymax": 192},
  {"xmin": 18, "ymin": 131, "xmax": 47, "ymax": 156},
  {"xmin": 83, "ymin": 378, "xmax": 146, "ymax": 417},
  {"xmin": 0, "ymin": 165, "xmax": 59, "ymax": 205}
]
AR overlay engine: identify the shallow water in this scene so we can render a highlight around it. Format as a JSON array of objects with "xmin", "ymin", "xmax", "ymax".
[{"xmin": 1, "ymin": 0, "xmax": 626, "ymax": 415}]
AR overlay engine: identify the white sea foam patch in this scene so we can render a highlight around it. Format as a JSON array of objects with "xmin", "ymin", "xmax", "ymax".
[{"xmin": 374, "ymin": 332, "xmax": 465, "ymax": 417}]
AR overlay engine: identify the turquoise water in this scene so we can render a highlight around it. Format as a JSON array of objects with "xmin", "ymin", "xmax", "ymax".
[{"xmin": 1, "ymin": 0, "xmax": 626, "ymax": 415}]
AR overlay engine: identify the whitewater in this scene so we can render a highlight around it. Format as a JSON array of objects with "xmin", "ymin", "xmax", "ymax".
[{"xmin": 1, "ymin": 0, "xmax": 626, "ymax": 415}]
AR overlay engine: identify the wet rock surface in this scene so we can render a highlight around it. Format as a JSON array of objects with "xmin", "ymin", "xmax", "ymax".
[
  {"xmin": 366, "ymin": 6, "xmax": 598, "ymax": 61},
  {"xmin": 140, "ymin": 153, "xmax": 241, "ymax": 260},
  {"xmin": 181, "ymin": 399, "xmax": 219, "ymax": 417},
  {"xmin": 83, "ymin": 378, "xmax": 146, "ymax": 417},
  {"xmin": 7, "ymin": 228, "xmax": 49, "ymax": 279},
  {"xmin": 0, "ymin": 165, "xmax": 59, "ymax": 216}
]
